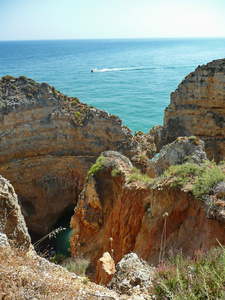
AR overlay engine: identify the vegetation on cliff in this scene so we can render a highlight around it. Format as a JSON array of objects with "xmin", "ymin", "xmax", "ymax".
[
  {"xmin": 152, "ymin": 244, "xmax": 225, "ymax": 299},
  {"xmin": 163, "ymin": 159, "xmax": 225, "ymax": 199}
]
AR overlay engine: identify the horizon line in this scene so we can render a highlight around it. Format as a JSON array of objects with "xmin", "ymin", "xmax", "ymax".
[{"xmin": 0, "ymin": 36, "xmax": 225, "ymax": 42}]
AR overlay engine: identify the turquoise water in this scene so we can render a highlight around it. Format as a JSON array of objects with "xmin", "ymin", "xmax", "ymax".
[
  {"xmin": 55, "ymin": 216, "xmax": 73, "ymax": 256},
  {"xmin": 0, "ymin": 38, "xmax": 225, "ymax": 132}
]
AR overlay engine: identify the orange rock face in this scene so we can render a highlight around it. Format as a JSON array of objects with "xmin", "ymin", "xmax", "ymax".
[
  {"xmin": 95, "ymin": 252, "xmax": 115, "ymax": 286},
  {"xmin": 161, "ymin": 59, "xmax": 225, "ymax": 161},
  {"xmin": 70, "ymin": 152, "xmax": 225, "ymax": 279}
]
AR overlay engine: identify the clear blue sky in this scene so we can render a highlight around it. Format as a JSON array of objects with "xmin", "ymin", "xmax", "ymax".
[{"xmin": 0, "ymin": 0, "xmax": 225, "ymax": 40}]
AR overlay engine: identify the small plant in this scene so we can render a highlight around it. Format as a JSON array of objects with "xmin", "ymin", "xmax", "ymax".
[
  {"xmin": 128, "ymin": 167, "xmax": 152, "ymax": 184},
  {"xmin": 75, "ymin": 111, "xmax": 81, "ymax": 119},
  {"xmin": 135, "ymin": 131, "xmax": 144, "ymax": 136},
  {"xmin": 50, "ymin": 252, "xmax": 67, "ymax": 264},
  {"xmin": 27, "ymin": 93, "xmax": 34, "ymax": 99},
  {"xmin": 52, "ymin": 86, "xmax": 58, "ymax": 95},
  {"xmin": 159, "ymin": 212, "xmax": 169, "ymax": 263},
  {"xmin": 71, "ymin": 99, "xmax": 78, "ymax": 106},
  {"xmin": 111, "ymin": 167, "xmax": 121, "ymax": 177},
  {"xmin": 33, "ymin": 226, "xmax": 66, "ymax": 251},
  {"xmin": 19, "ymin": 75, "xmax": 28, "ymax": 83},
  {"xmin": 82, "ymin": 277, "xmax": 89, "ymax": 284},
  {"xmin": 87, "ymin": 156, "xmax": 108, "ymax": 179}
]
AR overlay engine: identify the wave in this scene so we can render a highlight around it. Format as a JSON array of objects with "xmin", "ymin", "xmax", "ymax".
[{"xmin": 91, "ymin": 67, "xmax": 148, "ymax": 73}]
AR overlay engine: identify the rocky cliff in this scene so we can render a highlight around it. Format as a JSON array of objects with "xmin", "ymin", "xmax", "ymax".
[
  {"xmin": 70, "ymin": 140, "xmax": 225, "ymax": 280},
  {"xmin": 0, "ymin": 175, "xmax": 31, "ymax": 250},
  {"xmin": 156, "ymin": 59, "xmax": 225, "ymax": 161},
  {"xmin": 0, "ymin": 75, "xmax": 138, "ymax": 237}
]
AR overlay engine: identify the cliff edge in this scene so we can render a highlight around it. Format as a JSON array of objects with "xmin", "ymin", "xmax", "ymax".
[{"xmin": 156, "ymin": 59, "xmax": 225, "ymax": 161}]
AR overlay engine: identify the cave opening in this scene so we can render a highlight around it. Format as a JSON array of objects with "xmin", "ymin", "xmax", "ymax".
[{"xmin": 30, "ymin": 205, "xmax": 75, "ymax": 258}]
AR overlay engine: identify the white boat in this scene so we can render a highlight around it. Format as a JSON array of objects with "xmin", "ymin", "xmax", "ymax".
[{"xmin": 91, "ymin": 68, "xmax": 98, "ymax": 72}]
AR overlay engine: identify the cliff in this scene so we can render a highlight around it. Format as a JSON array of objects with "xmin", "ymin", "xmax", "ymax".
[
  {"xmin": 0, "ymin": 175, "xmax": 31, "ymax": 249},
  {"xmin": 156, "ymin": 59, "xmax": 225, "ymax": 161},
  {"xmin": 70, "ymin": 140, "xmax": 225, "ymax": 280},
  {"xmin": 0, "ymin": 165, "xmax": 145, "ymax": 299},
  {"xmin": 0, "ymin": 75, "xmax": 138, "ymax": 237}
]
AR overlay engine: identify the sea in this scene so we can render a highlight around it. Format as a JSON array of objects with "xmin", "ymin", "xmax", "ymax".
[{"xmin": 0, "ymin": 38, "xmax": 225, "ymax": 133}]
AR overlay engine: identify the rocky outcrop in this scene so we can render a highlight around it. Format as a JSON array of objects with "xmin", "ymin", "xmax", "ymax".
[
  {"xmin": 108, "ymin": 253, "xmax": 154, "ymax": 297},
  {"xmin": 156, "ymin": 59, "xmax": 225, "ymax": 161},
  {"xmin": 70, "ymin": 149, "xmax": 225, "ymax": 279},
  {"xmin": 148, "ymin": 136, "xmax": 207, "ymax": 177},
  {"xmin": 131, "ymin": 131, "xmax": 156, "ymax": 173},
  {"xmin": 95, "ymin": 252, "xmax": 116, "ymax": 286},
  {"xmin": 0, "ymin": 76, "xmax": 138, "ymax": 236},
  {"xmin": 0, "ymin": 175, "xmax": 31, "ymax": 249}
]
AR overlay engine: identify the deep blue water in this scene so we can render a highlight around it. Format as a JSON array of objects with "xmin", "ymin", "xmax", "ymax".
[{"xmin": 0, "ymin": 38, "xmax": 225, "ymax": 132}]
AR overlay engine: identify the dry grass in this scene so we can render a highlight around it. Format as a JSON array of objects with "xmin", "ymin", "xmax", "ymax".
[{"xmin": 0, "ymin": 245, "xmax": 133, "ymax": 300}]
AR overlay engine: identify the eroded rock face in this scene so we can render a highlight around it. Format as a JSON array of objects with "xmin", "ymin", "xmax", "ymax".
[
  {"xmin": 148, "ymin": 136, "xmax": 207, "ymax": 177},
  {"xmin": 70, "ymin": 151, "xmax": 225, "ymax": 279},
  {"xmin": 159, "ymin": 59, "xmax": 225, "ymax": 161},
  {"xmin": 108, "ymin": 253, "xmax": 154, "ymax": 297},
  {"xmin": 0, "ymin": 175, "xmax": 31, "ymax": 249},
  {"xmin": 0, "ymin": 76, "xmax": 137, "ymax": 236}
]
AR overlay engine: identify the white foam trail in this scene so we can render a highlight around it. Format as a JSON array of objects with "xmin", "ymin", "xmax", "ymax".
[{"xmin": 91, "ymin": 67, "xmax": 147, "ymax": 72}]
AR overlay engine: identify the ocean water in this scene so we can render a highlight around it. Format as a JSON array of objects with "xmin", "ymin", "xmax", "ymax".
[{"xmin": 0, "ymin": 38, "xmax": 225, "ymax": 133}]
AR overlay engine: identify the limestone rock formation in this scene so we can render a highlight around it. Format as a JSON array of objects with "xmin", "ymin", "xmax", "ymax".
[
  {"xmin": 70, "ymin": 150, "xmax": 225, "ymax": 279},
  {"xmin": 108, "ymin": 253, "xmax": 154, "ymax": 297},
  {"xmin": 0, "ymin": 75, "xmax": 137, "ymax": 236},
  {"xmin": 0, "ymin": 233, "xmax": 10, "ymax": 247},
  {"xmin": 131, "ymin": 131, "xmax": 156, "ymax": 173},
  {"xmin": 0, "ymin": 175, "xmax": 31, "ymax": 249},
  {"xmin": 95, "ymin": 252, "xmax": 116, "ymax": 286},
  {"xmin": 148, "ymin": 136, "xmax": 207, "ymax": 177},
  {"xmin": 159, "ymin": 59, "xmax": 225, "ymax": 161}
]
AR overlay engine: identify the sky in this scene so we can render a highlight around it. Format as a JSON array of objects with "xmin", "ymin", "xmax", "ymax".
[{"xmin": 0, "ymin": 0, "xmax": 225, "ymax": 40}]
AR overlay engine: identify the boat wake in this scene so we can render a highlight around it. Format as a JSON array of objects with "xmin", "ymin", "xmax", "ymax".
[{"xmin": 91, "ymin": 67, "xmax": 146, "ymax": 73}]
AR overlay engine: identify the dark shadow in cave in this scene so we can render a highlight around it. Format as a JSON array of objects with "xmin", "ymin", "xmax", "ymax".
[{"xmin": 29, "ymin": 204, "xmax": 75, "ymax": 258}]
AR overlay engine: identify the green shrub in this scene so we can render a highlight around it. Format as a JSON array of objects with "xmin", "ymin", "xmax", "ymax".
[
  {"xmin": 75, "ymin": 111, "xmax": 81, "ymax": 119},
  {"xmin": 164, "ymin": 162, "xmax": 203, "ymax": 188},
  {"xmin": 163, "ymin": 160, "xmax": 225, "ymax": 199},
  {"xmin": 128, "ymin": 167, "xmax": 152, "ymax": 184},
  {"xmin": 19, "ymin": 75, "xmax": 28, "ymax": 83},
  {"xmin": 87, "ymin": 156, "xmax": 108, "ymax": 179},
  {"xmin": 71, "ymin": 99, "xmax": 78, "ymax": 106},
  {"xmin": 52, "ymin": 86, "xmax": 58, "ymax": 95},
  {"xmin": 193, "ymin": 166, "xmax": 225, "ymax": 199}
]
